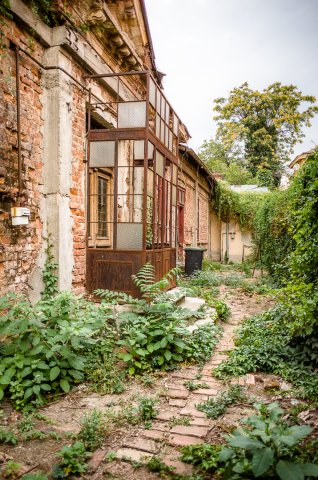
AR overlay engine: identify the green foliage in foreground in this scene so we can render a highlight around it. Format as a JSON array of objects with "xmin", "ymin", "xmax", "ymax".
[
  {"xmin": 213, "ymin": 306, "xmax": 318, "ymax": 400},
  {"xmin": 181, "ymin": 403, "xmax": 318, "ymax": 479},
  {"xmin": 51, "ymin": 442, "xmax": 91, "ymax": 478},
  {"xmin": 196, "ymin": 385, "xmax": 247, "ymax": 419},
  {"xmin": 0, "ymin": 292, "xmax": 111, "ymax": 408}
]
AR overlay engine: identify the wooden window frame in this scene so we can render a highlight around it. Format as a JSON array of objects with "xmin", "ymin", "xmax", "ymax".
[{"xmin": 89, "ymin": 168, "xmax": 113, "ymax": 248}]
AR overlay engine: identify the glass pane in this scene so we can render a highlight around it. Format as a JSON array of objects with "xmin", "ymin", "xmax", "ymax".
[
  {"xmin": 160, "ymin": 119, "xmax": 165, "ymax": 143},
  {"xmin": 168, "ymin": 130, "xmax": 173, "ymax": 151},
  {"xmin": 165, "ymin": 104, "xmax": 170, "ymax": 124},
  {"xmin": 118, "ymin": 139, "xmax": 133, "ymax": 167},
  {"xmin": 134, "ymin": 167, "xmax": 144, "ymax": 195},
  {"xmin": 117, "ymin": 223, "xmax": 142, "ymax": 250},
  {"xmin": 165, "ymin": 125, "xmax": 169, "ymax": 147},
  {"xmin": 161, "ymin": 96, "xmax": 165, "ymax": 119},
  {"xmin": 147, "ymin": 169, "xmax": 154, "ymax": 196},
  {"xmin": 134, "ymin": 140, "xmax": 144, "ymax": 160},
  {"xmin": 156, "ymin": 151, "xmax": 165, "ymax": 177},
  {"xmin": 90, "ymin": 141, "xmax": 115, "ymax": 167},
  {"xmin": 98, "ymin": 177, "xmax": 108, "ymax": 237},
  {"xmin": 173, "ymin": 114, "xmax": 179, "ymax": 135},
  {"xmin": 118, "ymin": 101, "xmax": 146, "ymax": 128},
  {"xmin": 172, "ymin": 164, "xmax": 178, "ymax": 184},
  {"xmin": 149, "ymin": 78, "xmax": 156, "ymax": 107},
  {"xmin": 146, "ymin": 196, "xmax": 153, "ymax": 249},
  {"xmin": 156, "ymin": 90, "xmax": 161, "ymax": 114},
  {"xmin": 172, "ymin": 185, "xmax": 177, "ymax": 205},
  {"xmin": 149, "ymin": 105, "xmax": 155, "ymax": 133},
  {"xmin": 117, "ymin": 194, "xmax": 143, "ymax": 222},
  {"xmin": 155, "ymin": 114, "xmax": 160, "ymax": 138},
  {"xmin": 148, "ymin": 141, "xmax": 154, "ymax": 160}
]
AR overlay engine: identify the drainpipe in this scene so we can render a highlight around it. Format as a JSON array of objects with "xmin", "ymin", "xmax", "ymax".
[
  {"xmin": 225, "ymin": 222, "xmax": 230, "ymax": 263},
  {"xmin": 15, "ymin": 45, "xmax": 22, "ymax": 202}
]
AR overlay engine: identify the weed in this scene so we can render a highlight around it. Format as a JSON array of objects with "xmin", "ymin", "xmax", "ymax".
[
  {"xmin": 105, "ymin": 451, "xmax": 117, "ymax": 462},
  {"xmin": 169, "ymin": 415, "xmax": 192, "ymax": 427},
  {"xmin": 21, "ymin": 474, "xmax": 49, "ymax": 480},
  {"xmin": 183, "ymin": 381, "xmax": 209, "ymax": 391},
  {"xmin": 51, "ymin": 442, "xmax": 91, "ymax": 478},
  {"xmin": 77, "ymin": 409, "xmax": 108, "ymax": 451},
  {"xmin": 0, "ymin": 426, "xmax": 18, "ymax": 445},
  {"xmin": 139, "ymin": 373, "xmax": 155, "ymax": 387},
  {"xmin": 196, "ymin": 384, "xmax": 247, "ymax": 419},
  {"xmin": 0, "ymin": 461, "xmax": 21, "ymax": 479},
  {"xmin": 138, "ymin": 397, "xmax": 158, "ymax": 422}
]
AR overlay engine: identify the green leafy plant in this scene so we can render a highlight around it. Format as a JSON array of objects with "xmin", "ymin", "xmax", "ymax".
[
  {"xmin": 0, "ymin": 426, "xmax": 18, "ymax": 445},
  {"xmin": 197, "ymin": 385, "xmax": 247, "ymax": 419},
  {"xmin": 77, "ymin": 409, "xmax": 108, "ymax": 451},
  {"xmin": 183, "ymin": 381, "xmax": 209, "ymax": 391},
  {"xmin": 138, "ymin": 396, "xmax": 158, "ymax": 422},
  {"xmin": 203, "ymin": 292, "xmax": 231, "ymax": 321},
  {"xmin": 182, "ymin": 403, "xmax": 318, "ymax": 479},
  {"xmin": 0, "ymin": 461, "xmax": 22, "ymax": 480},
  {"xmin": 51, "ymin": 442, "xmax": 91, "ymax": 478},
  {"xmin": 132, "ymin": 262, "xmax": 180, "ymax": 302},
  {"xmin": 41, "ymin": 236, "xmax": 59, "ymax": 300},
  {"xmin": 184, "ymin": 323, "xmax": 221, "ymax": 365},
  {"xmin": 0, "ymin": 291, "xmax": 109, "ymax": 408},
  {"xmin": 117, "ymin": 303, "xmax": 191, "ymax": 374},
  {"xmin": 22, "ymin": 473, "xmax": 49, "ymax": 480}
]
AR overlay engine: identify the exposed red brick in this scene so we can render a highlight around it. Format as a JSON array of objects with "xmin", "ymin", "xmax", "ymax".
[{"xmin": 167, "ymin": 434, "xmax": 204, "ymax": 447}]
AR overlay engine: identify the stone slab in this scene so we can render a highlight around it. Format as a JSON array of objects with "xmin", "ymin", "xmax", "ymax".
[
  {"xmin": 123, "ymin": 437, "xmax": 159, "ymax": 453},
  {"xmin": 170, "ymin": 425, "xmax": 209, "ymax": 438},
  {"xmin": 116, "ymin": 448, "xmax": 153, "ymax": 462},
  {"xmin": 167, "ymin": 433, "xmax": 204, "ymax": 447},
  {"xmin": 169, "ymin": 398, "xmax": 188, "ymax": 407}
]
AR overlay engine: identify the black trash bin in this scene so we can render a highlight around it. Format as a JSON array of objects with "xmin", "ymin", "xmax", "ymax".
[{"xmin": 184, "ymin": 247, "xmax": 206, "ymax": 276}]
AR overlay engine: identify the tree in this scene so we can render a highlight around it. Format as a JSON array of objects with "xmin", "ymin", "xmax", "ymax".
[
  {"xmin": 199, "ymin": 138, "xmax": 256, "ymax": 185},
  {"xmin": 213, "ymin": 82, "xmax": 318, "ymax": 186}
]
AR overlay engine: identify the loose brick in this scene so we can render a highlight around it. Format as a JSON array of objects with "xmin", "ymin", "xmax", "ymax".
[
  {"xmin": 87, "ymin": 448, "xmax": 106, "ymax": 472},
  {"xmin": 140, "ymin": 429, "xmax": 166, "ymax": 441},
  {"xmin": 162, "ymin": 458, "xmax": 193, "ymax": 476},
  {"xmin": 157, "ymin": 411, "xmax": 179, "ymax": 421},
  {"xmin": 168, "ymin": 389, "xmax": 189, "ymax": 399},
  {"xmin": 167, "ymin": 434, "xmax": 204, "ymax": 447},
  {"xmin": 169, "ymin": 398, "xmax": 187, "ymax": 407},
  {"xmin": 170, "ymin": 425, "xmax": 209, "ymax": 438},
  {"xmin": 116, "ymin": 448, "xmax": 153, "ymax": 462},
  {"xmin": 123, "ymin": 437, "xmax": 159, "ymax": 453},
  {"xmin": 180, "ymin": 407, "xmax": 206, "ymax": 418},
  {"xmin": 193, "ymin": 388, "xmax": 218, "ymax": 396}
]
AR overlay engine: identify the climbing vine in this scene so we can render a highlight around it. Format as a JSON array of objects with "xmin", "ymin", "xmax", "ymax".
[
  {"xmin": 212, "ymin": 180, "xmax": 268, "ymax": 230},
  {"xmin": 41, "ymin": 236, "xmax": 58, "ymax": 300}
]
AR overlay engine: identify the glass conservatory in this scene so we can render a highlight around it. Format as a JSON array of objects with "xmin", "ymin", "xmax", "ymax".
[{"xmin": 86, "ymin": 72, "xmax": 181, "ymax": 295}]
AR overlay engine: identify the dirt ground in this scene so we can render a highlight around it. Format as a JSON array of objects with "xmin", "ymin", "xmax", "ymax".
[{"xmin": 0, "ymin": 279, "xmax": 316, "ymax": 479}]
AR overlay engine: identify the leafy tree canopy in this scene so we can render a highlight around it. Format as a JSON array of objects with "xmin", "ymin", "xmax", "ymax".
[
  {"xmin": 199, "ymin": 138, "xmax": 256, "ymax": 185},
  {"xmin": 213, "ymin": 82, "xmax": 318, "ymax": 186}
]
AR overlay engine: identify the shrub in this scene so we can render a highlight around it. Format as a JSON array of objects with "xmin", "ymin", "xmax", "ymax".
[
  {"xmin": 0, "ymin": 292, "xmax": 110, "ymax": 408},
  {"xmin": 182, "ymin": 403, "xmax": 318, "ymax": 479}
]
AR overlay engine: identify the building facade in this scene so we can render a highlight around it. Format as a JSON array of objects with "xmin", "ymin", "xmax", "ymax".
[{"xmin": 1, "ymin": 0, "xmax": 221, "ymax": 298}]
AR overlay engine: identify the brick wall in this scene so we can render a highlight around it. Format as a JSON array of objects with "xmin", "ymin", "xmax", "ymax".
[{"xmin": 0, "ymin": 20, "xmax": 44, "ymax": 295}]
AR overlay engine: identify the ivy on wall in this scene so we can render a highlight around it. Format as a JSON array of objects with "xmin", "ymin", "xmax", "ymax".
[{"xmin": 212, "ymin": 180, "xmax": 268, "ymax": 231}]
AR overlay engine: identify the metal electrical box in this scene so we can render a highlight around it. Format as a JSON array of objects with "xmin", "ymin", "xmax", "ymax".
[{"xmin": 11, "ymin": 207, "xmax": 30, "ymax": 226}]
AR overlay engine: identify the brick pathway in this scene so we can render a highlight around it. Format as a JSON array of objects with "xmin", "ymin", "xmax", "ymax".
[{"xmin": 108, "ymin": 306, "xmax": 251, "ymax": 476}]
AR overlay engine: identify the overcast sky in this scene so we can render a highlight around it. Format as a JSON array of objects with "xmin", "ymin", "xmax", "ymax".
[{"xmin": 145, "ymin": 0, "xmax": 318, "ymax": 157}]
